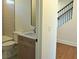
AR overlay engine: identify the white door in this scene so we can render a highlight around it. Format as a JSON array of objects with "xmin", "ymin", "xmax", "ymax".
[{"xmin": 36, "ymin": 0, "xmax": 58, "ymax": 59}]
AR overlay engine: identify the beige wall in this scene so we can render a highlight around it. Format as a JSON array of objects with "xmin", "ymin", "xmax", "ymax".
[
  {"xmin": 15, "ymin": 0, "xmax": 32, "ymax": 32},
  {"xmin": 3, "ymin": 0, "xmax": 15, "ymax": 37},
  {"xmin": 57, "ymin": 0, "xmax": 77, "ymax": 46}
]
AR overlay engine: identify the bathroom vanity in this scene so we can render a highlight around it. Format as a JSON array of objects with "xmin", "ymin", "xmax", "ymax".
[
  {"xmin": 14, "ymin": 0, "xmax": 37, "ymax": 58},
  {"xmin": 16, "ymin": 32, "xmax": 37, "ymax": 59}
]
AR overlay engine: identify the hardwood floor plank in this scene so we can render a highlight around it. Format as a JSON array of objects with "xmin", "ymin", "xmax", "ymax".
[{"xmin": 56, "ymin": 43, "xmax": 77, "ymax": 59}]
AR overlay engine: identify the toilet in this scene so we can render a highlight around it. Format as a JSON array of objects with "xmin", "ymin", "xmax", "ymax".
[{"xmin": 2, "ymin": 36, "xmax": 17, "ymax": 59}]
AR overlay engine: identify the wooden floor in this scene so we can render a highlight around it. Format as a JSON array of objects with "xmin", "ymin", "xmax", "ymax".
[{"xmin": 56, "ymin": 43, "xmax": 77, "ymax": 59}]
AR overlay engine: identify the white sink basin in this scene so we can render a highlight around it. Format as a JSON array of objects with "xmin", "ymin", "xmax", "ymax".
[
  {"xmin": 24, "ymin": 32, "xmax": 36, "ymax": 37},
  {"xmin": 14, "ymin": 31, "xmax": 37, "ymax": 39},
  {"xmin": 24, "ymin": 32, "xmax": 37, "ymax": 39}
]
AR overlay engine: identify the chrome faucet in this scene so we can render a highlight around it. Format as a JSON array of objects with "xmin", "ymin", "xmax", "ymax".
[{"xmin": 33, "ymin": 27, "xmax": 36, "ymax": 33}]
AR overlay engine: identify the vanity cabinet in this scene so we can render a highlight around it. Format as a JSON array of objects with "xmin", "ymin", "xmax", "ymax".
[{"xmin": 18, "ymin": 35, "xmax": 35, "ymax": 59}]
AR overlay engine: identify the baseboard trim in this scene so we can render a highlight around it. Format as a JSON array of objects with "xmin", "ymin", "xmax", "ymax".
[{"xmin": 57, "ymin": 39, "xmax": 77, "ymax": 47}]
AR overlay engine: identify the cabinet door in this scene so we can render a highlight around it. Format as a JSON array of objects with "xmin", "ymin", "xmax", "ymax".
[{"xmin": 18, "ymin": 43, "xmax": 35, "ymax": 59}]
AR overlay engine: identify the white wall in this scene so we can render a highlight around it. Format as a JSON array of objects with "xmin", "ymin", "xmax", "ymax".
[
  {"xmin": 40, "ymin": 0, "xmax": 58, "ymax": 59},
  {"xmin": 15, "ymin": 0, "xmax": 32, "ymax": 32},
  {"xmin": 57, "ymin": 0, "xmax": 77, "ymax": 46},
  {"xmin": 58, "ymin": 0, "xmax": 72, "ymax": 10}
]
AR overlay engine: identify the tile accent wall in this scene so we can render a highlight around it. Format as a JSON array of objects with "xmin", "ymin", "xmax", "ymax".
[{"xmin": 3, "ymin": 0, "xmax": 15, "ymax": 37}]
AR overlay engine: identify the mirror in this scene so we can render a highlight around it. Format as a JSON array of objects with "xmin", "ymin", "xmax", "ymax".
[{"xmin": 31, "ymin": 0, "xmax": 36, "ymax": 26}]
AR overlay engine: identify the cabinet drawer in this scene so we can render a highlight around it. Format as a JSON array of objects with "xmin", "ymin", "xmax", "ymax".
[
  {"xmin": 18, "ymin": 35, "xmax": 35, "ymax": 46},
  {"xmin": 19, "ymin": 40, "xmax": 35, "ymax": 47}
]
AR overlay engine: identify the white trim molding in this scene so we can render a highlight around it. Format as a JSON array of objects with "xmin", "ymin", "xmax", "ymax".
[{"xmin": 57, "ymin": 38, "xmax": 77, "ymax": 47}]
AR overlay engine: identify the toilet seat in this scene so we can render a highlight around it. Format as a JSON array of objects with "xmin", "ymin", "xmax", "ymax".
[
  {"xmin": 3, "ymin": 41, "xmax": 16, "ymax": 47},
  {"xmin": 2, "ymin": 36, "xmax": 13, "ymax": 43}
]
